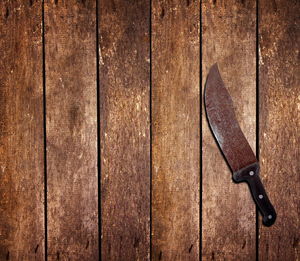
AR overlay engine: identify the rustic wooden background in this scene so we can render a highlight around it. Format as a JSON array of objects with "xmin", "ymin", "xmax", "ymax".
[{"xmin": 0, "ymin": 0, "xmax": 299, "ymax": 260}]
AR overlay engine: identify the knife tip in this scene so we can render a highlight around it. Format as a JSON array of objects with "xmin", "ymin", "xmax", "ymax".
[
  {"xmin": 205, "ymin": 63, "xmax": 219, "ymax": 98},
  {"xmin": 209, "ymin": 63, "xmax": 219, "ymax": 75}
]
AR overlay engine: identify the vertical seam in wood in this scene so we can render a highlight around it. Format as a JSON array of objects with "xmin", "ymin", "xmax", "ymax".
[
  {"xmin": 149, "ymin": 0, "xmax": 153, "ymax": 259},
  {"xmin": 200, "ymin": 0, "xmax": 203, "ymax": 260},
  {"xmin": 256, "ymin": 0, "xmax": 260, "ymax": 260},
  {"xmin": 96, "ymin": 0, "xmax": 101, "ymax": 259},
  {"xmin": 42, "ymin": 0, "xmax": 48, "ymax": 260}
]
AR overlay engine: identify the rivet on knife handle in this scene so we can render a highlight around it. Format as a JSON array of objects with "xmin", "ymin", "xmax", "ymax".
[{"xmin": 204, "ymin": 63, "xmax": 276, "ymax": 227}]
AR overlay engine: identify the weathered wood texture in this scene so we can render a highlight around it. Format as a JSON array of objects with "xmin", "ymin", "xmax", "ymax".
[
  {"xmin": 1, "ymin": 1, "xmax": 299, "ymax": 260},
  {"xmin": 259, "ymin": 0, "xmax": 300, "ymax": 260},
  {"xmin": 202, "ymin": 0, "xmax": 256, "ymax": 260},
  {"xmin": 45, "ymin": 1, "xmax": 98, "ymax": 260},
  {"xmin": 99, "ymin": 0, "xmax": 150, "ymax": 260},
  {"xmin": 0, "ymin": 1, "xmax": 45, "ymax": 260},
  {"xmin": 152, "ymin": 1, "xmax": 200, "ymax": 260}
]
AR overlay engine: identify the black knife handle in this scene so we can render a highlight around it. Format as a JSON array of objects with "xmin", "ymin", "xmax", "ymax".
[{"xmin": 233, "ymin": 163, "xmax": 276, "ymax": 226}]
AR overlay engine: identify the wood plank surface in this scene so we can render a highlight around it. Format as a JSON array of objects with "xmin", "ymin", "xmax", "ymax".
[
  {"xmin": 99, "ymin": 0, "xmax": 151, "ymax": 260},
  {"xmin": 259, "ymin": 0, "xmax": 300, "ymax": 260},
  {"xmin": 45, "ymin": 1, "xmax": 98, "ymax": 260},
  {"xmin": 152, "ymin": 1, "xmax": 200, "ymax": 260},
  {"xmin": 0, "ymin": 1, "xmax": 299, "ymax": 260},
  {"xmin": 202, "ymin": 0, "xmax": 256, "ymax": 260},
  {"xmin": 0, "ymin": 1, "xmax": 45, "ymax": 260}
]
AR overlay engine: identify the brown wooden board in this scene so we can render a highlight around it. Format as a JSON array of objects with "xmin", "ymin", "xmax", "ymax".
[
  {"xmin": 0, "ymin": 1, "xmax": 45, "ymax": 260},
  {"xmin": 99, "ymin": 0, "xmax": 151, "ymax": 260},
  {"xmin": 152, "ymin": 1, "xmax": 200, "ymax": 260},
  {"xmin": 259, "ymin": 0, "xmax": 300, "ymax": 260},
  {"xmin": 202, "ymin": 0, "xmax": 256, "ymax": 260},
  {"xmin": 45, "ymin": 1, "xmax": 98, "ymax": 260}
]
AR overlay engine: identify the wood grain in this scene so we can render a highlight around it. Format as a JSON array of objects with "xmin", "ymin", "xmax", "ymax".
[
  {"xmin": 152, "ymin": 1, "xmax": 200, "ymax": 260},
  {"xmin": 259, "ymin": 0, "xmax": 300, "ymax": 260},
  {"xmin": 0, "ymin": 1, "xmax": 45, "ymax": 260},
  {"xmin": 99, "ymin": 0, "xmax": 150, "ymax": 260},
  {"xmin": 202, "ymin": 0, "xmax": 256, "ymax": 260},
  {"xmin": 45, "ymin": 1, "xmax": 98, "ymax": 260}
]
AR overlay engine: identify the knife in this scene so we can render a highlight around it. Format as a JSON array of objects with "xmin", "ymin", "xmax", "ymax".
[{"xmin": 204, "ymin": 63, "xmax": 276, "ymax": 226}]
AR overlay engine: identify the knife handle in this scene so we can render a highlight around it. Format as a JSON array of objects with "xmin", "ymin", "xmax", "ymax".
[{"xmin": 233, "ymin": 163, "xmax": 276, "ymax": 226}]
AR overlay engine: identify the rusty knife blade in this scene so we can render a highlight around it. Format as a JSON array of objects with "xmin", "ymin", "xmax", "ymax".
[{"xmin": 204, "ymin": 63, "xmax": 257, "ymax": 172}]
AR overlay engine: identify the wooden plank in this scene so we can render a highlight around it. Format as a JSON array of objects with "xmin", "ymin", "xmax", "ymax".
[
  {"xmin": 0, "ymin": 1, "xmax": 45, "ymax": 260},
  {"xmin": 259, "ymin": 0, "xmax": 300, "ymax": 260},
  {"xmin": 99, "ymin": 0, "xmax": 150, "ymax": 260},
  {"xmin": 45, "ymin": 1, "xmax": 98, "ymax": 260},
  {"xmin": 202, "ymin": 1, "xmax": 256, "ymax": 260},
  {"xmin": 152, "ymin": 1, "xmax": 200, "ymax": 260}
]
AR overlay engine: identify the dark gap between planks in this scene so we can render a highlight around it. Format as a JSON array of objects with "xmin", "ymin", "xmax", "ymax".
[
  {"xmin": 42, "ymin": 0, "xmax": 48, "ymax": 260},
  {"xmin": 95, "ymin": 0, "xmax": 101, "ymax": 260},
  {"xmin": 255, "ymin": 0, "xmax": 260, "ymax": 260},
  {"xmin": 200, "ymin": 0, "xmax": 203, "ymax": 260},
  {"xmin": 149, "ymin": 0, "xmax": 153, "ymax": 259}
]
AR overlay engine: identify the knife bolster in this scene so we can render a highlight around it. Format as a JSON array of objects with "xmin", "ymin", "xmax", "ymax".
[{"xmin": 232, "ymin": 162, "xmax": 259, "ymax": 183}]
